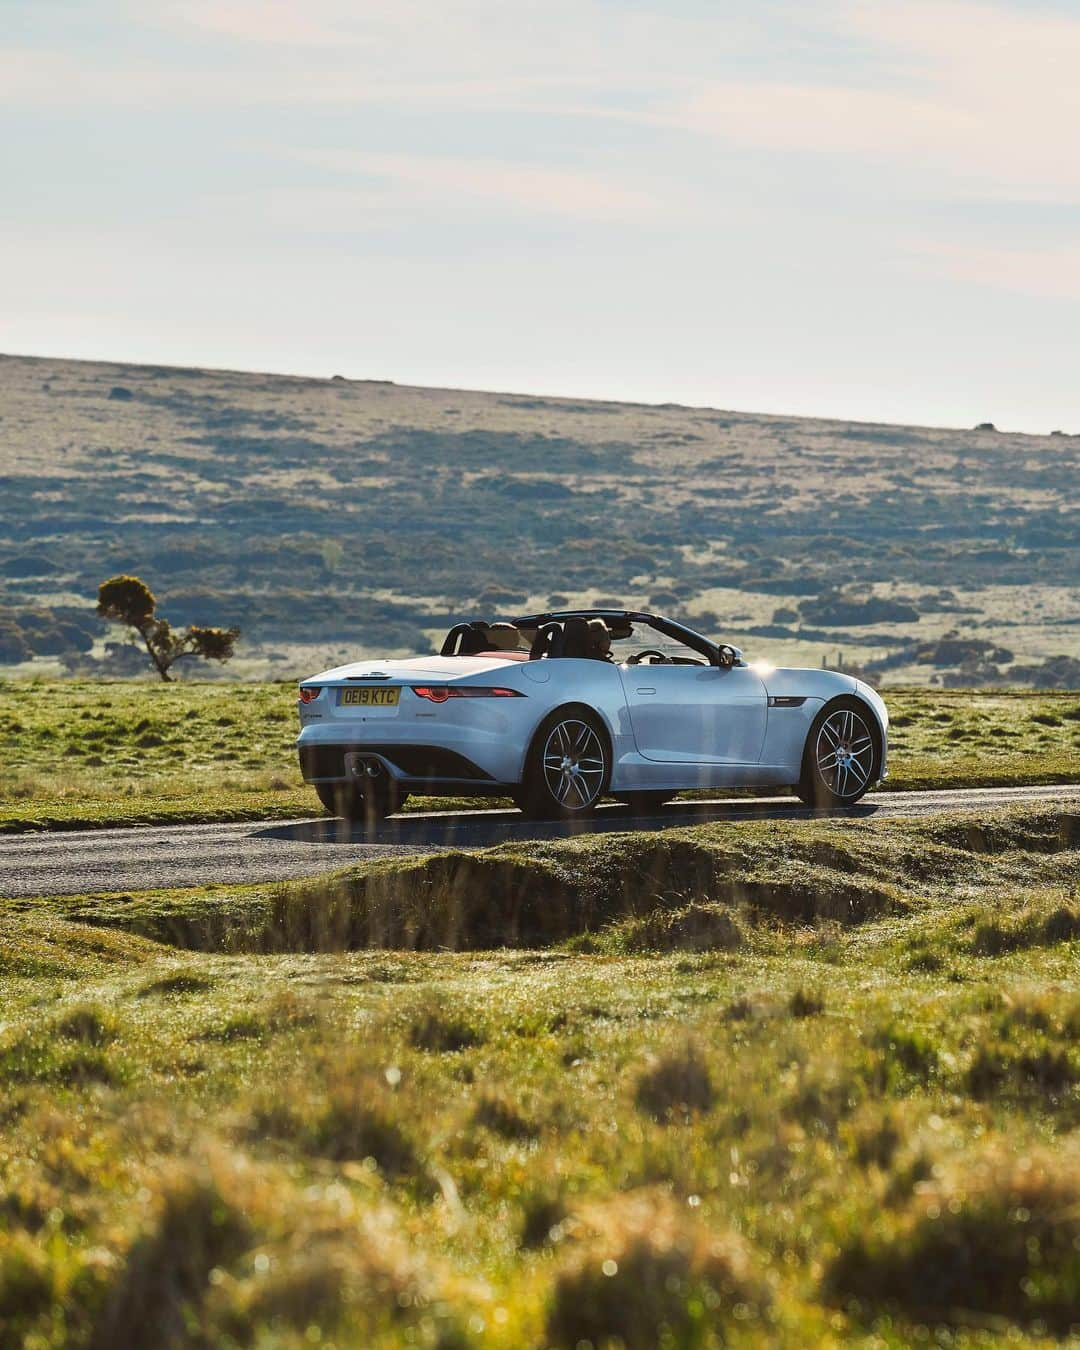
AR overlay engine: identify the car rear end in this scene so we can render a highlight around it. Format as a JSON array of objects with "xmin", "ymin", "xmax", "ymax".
[{"xmin": 296, "ymin": 657, "xmax": 535, "ymax": 799}]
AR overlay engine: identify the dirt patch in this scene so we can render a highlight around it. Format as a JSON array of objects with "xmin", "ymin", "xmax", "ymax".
[{"xmin": 922, "ymin": 809, "xmax": 1078, "ymax": 855}]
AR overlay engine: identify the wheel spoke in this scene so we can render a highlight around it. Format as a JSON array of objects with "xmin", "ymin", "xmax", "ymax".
[{"xmin": 848, "ymin": 758, "xmax": 870, "ymax": 786}]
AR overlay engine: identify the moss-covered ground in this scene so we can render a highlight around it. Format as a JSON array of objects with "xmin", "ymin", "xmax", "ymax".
[
  {"xmin": 1, "ymin": 681, "xmax": 1077, "ymax": 833},
  {"xmin": 1, "ymin": 804, "xmax": 1077, "ymax": 1346}
]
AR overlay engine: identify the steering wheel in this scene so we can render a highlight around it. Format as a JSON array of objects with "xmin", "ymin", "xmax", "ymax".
[{"xmin": 627, "ymin": 649, "xmax": 670, "ymax": 666}]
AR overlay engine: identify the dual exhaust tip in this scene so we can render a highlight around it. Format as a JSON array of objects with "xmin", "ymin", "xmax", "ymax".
[{"xmin": 346, "ymin": 754, "xmax": 385, "ymax": 780}]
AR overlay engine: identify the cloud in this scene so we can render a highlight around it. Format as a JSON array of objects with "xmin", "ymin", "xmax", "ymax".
[
  {"xmin": 917, "ymin": 239, "xmax": 1080, "ymax": 301},
  {"xmin": 653, "ymin": 1, "xmax": 1080, "ymax": 200},
  {"xmin": 294, "ymin": 150, "xmax": 655, "ymax": 218}
]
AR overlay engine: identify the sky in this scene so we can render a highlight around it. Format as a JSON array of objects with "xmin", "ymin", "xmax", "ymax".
[{"xmin": 2, "ymin": 0, "xmax": 1079, "ymax": 432}]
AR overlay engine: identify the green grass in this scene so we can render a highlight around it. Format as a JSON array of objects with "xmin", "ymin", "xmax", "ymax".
[
  {"xmin": 1, "ymin": 803, "xmax": 1078, "ymax": 1345},
  {"xmin": 1, "ymin": 680, "xmax": 1077, "ymax": 834}
]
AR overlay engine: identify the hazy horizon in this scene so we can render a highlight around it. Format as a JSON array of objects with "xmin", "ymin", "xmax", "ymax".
[{"xmin": 3, "ymin": 1, "xmax": 1078, "ymax": 434}]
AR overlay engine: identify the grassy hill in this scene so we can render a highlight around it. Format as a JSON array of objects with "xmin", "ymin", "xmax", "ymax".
[{"xmin": 1, "ymin": 351, "xmax": 1076, "ymax": 684}]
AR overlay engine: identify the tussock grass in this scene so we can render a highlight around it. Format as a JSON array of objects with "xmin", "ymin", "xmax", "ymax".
[
  {"xmin": 547, "ymin": 1190, "xmax": 769, "ymax": 1348},
  {"xmin": 635, "ymin": 1042, "xmax": 715, "ymax": 1121},
  {"xmin": 610, "ymin": 900, "xmax": 744, "ymax": 953},
  {"xmin": 472, "ymin": 1091, "xmax": 540, "ymax": 1141},
  {"xmin": 251, "ymin": 1082, "xmax": 420, "ymax": 1176},
  {"xmin": 788, "ymin": 987, "xmax": 826, "ymax": 1018},
  {"xmin": 826, "ymin": 1149, "xmax": 1080, "ymax": 1333},
  {"xmin": 409, "ymin": 1005, "xmax": 486, "ymax": 1053},
  {"xmin": 92, "ymin": 1166, "xmax": 253, "ymax": 1350},
  {"xmin": 971, "ymin": 900, "xmax": 1080, "ymax": 955},
  {"xmin": 136, "ymin": 970, "xmax": 216, "ymax": 997}
]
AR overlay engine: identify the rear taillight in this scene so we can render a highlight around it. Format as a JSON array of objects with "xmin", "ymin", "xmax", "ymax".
[
  {"xmin": 411, "ymin": 686, "xmax": 524, "ymax": 702},
  {"xmin": 298, "ymin": 686, "xmax": 321, "ymax": 704}
]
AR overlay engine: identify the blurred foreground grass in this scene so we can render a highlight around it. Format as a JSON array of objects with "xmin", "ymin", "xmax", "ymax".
[
  {"xmin": 1, "ymin": 804, "xmax": 1078, "ymax": 1345},
  {"xmin": 1, "ymin": 680, "xmax": 1078, "ymax": 832}
]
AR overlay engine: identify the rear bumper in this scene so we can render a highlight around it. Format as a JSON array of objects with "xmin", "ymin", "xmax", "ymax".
[{"xmin": 298, "ymin": 742, "xmax": 514, "ymax": 797}]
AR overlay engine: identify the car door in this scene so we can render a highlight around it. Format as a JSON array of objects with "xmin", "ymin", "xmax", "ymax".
[{"xmin": 617, "ymin": 663, "xmax": 768, "ymax": 764}]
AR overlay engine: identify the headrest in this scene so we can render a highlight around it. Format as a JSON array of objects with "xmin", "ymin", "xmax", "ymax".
[
  {"xmin": 529, "ymin": 622, "xmax": 561, "ymax": 659},
  {"xmin": 484, "ymin": 622, "xmax": 521, "ymax": 652},
  {"xmin": 561, "ymin": 616, "xmax": 591, "ymax": 659}
]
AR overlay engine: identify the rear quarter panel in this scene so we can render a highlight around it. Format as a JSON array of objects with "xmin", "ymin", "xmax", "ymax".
[{"xmin": 513, "ymin": 659, "xmax": 634, "ymax": 780}]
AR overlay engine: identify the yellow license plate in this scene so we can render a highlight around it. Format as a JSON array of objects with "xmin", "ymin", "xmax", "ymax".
[{"xmin": 339, "ymin": 686, "xmax": 400, "ymax": 707}]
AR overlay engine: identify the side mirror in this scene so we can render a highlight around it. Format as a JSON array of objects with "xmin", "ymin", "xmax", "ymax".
[{"xmin": 715, "ymin": 644, "xmax": 740, "ymax": 669}]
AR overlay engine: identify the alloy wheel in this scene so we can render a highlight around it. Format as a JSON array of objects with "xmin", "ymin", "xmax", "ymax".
[
  {"xmin": 542, "ymin": 719, "xmax": 606, "ymax": 810},
  {"xmin": 814, "ymin": 707, "xmax": 875, "ymax": 799}
]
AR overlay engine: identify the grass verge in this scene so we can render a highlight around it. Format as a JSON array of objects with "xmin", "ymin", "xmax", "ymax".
[{"xmin": 0, "ymin": 681, "xmax": 1077, "ymax": 833}]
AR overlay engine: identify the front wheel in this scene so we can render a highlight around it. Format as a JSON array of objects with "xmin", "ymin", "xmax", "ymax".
[
  {"xmin": 518, "ymin": 708, "xmax": 610, "ymax": 820},
  {"xmin": 314, "ymin": 779, "xmax": 408, "ymax": 824},
  {"xmin": 796, "ymin": 700, "xmax": 879, "ymax": 808}
]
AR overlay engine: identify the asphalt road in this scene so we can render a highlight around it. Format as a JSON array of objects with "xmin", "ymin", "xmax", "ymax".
[{"xmin": 1, "ymin": 784, "xmax": 1077, "ymax": 900}]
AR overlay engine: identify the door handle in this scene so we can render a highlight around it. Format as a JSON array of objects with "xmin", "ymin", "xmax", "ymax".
[{"xmin": 636, "ymin": 687, "xmax": 656, "ymax": 695}]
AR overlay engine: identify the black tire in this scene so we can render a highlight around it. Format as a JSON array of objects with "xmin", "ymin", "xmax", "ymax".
[
  {"xmin": 314, "ymin": 779, "xmax": 407, "ymax": 824},
  {"xmin": 518, "ymin": 706, "xmax": 611, "ymax": 820},
  {"xmin": 796, "ymin": 698, "xmax": 880, "ymax": 808},
  {"xmin": 614, "ymin": 792, "xmax": 671, "ymax": 814}
]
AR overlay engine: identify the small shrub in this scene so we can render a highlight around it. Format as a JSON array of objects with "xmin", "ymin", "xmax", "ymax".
[{"xmin": 635, "ymin": 1043, "xmax": 714, "ymax": 1121}]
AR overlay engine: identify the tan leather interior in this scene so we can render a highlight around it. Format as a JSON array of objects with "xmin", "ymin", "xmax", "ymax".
[{"xmin": 484, "ymin": 623, "xmax": 522, "ymax": 651}]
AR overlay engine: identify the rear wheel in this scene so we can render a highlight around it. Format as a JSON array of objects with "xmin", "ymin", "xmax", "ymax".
[
  {"xmin": 518, "ymin": 707, "xmax": 610, "ymax": 820},
  {"xmin": 796, "ymin": 700, "xmax": 879, "ymax": 807},
  {"xmin": 314, "ymin": 779, "xmax": 408, "ymax": 824}
]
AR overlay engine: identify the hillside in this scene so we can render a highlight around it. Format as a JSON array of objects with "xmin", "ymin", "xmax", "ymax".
[{"xmin": 1, "ymin": 352, "xmax": 1076, "ymax": 683}]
